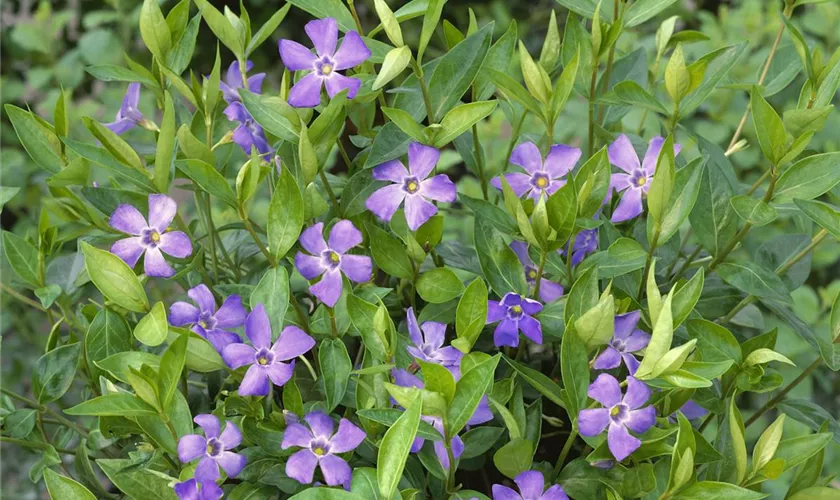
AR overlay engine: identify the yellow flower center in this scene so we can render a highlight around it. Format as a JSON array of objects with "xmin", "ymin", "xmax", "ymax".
[
  {"xmin": 320, "ymin": 64, "xmax": 333, "ymax": 76},
  {"xmin": 535, "ymin": 177, "xmax": 548, "ymax": 188},
  {"xmin": 313, "ymin": 446, "xmax": 325, "ymax": 456},
  {"xmin": 198, "ymin": 320, "xmax": 208, "ymax": 329},
  {"xmin": 610, "ymin": 406, "xmax": 621, "ymax": 417},
  {"xmin": 636, "ymin": 176, "xmax": 647, "ymax": 187},
  {"xmin": 329, "ymin": 251, "xmax": 341, "ymax": 264},
  {"xmin": 527, "ymin": 269, "xmax": 538, "ymax": 280},
  {"xmin": 511, "ymin": 305, "xmax": 522, "ymax": 314},
  {"xmin": 258, "ymin": 357, "xmax": 268, "ymax": 365},
  {"xmin": 406, "ymin": 181, "xmax": 419, "ymax": 193},
  {"xmin": 150, "ymin": 231, "xmax": 161, "ymax": 243}
]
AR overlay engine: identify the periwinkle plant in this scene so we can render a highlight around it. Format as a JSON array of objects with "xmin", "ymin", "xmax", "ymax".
[{"xmin": 3, "ymin": 0, "xmax": 840, "ymax": 499}]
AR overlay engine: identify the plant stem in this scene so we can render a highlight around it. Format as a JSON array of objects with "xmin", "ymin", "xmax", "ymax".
[
  {"xmin": 0, "ymin": 284, "xmax": 48, "ymax": 312},
  {"xmin": 553, "ymin": 430, "xmax": 578, "ymax": 475},
  {"xmin": 445, "ymin": 437, "xmax": 458, "ymax": 493},
  {"xmin": 328, "ymin": 306, "xmax": 339, "ymax": 338},
  {"xmin": 667, "ymin": 246, "xmax": 702, "ymax": 286},
  {"xmin": 201, "ymin": 193, "xmax": 220, "ymax": 282},
  {"xmin": 744, "ymin": 357, "xmax": 822, "ymax": 428},
  {"xmin": 1, "ymin": 437, "xmax": 77, "ymax": 455},
  {"xmin": 238, "ymin": 208, "xmax": 276, "ymax": 267},
  {"xmin": 289, "ymin": 293, "xmax": 311, "ymax": 333},
  {"xmin": 472, "ymin": 123, "xmax": 489, "ymax": 200},
  {"xmin": 595, "ymin": 0, "xmax": 620, "ymax": 125},
  {"xmin": 319, "ymin": 170, "xmax": 343, "ymax": 217},
  {"xmin": 587, "ymin": 58, "xmax": 600, "ymax": 157},
  {"xmin": 411, "ymin": 58, "xmax": 435, "ymax": 124},
  {"xmin": 533, "ymin": 249, "xmax": 548, "ymax": 299},
  {"xmin": 336, "ymin": 138, "xmax": 354, "ymax": 175},
  {"xmin": 502, "ymin": 113, "xmax": 528, "ymax": 174},
  {"xmin": 637, "ymin": 231, "xmax": 660, "ymax": 302},
  {"xmin": 0, "ymin": 388, "xmax": 89, "ymax": 438}
]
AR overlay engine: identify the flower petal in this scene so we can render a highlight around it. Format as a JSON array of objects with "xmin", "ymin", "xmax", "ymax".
[
  {"xmin": 288, "ymin": 73, "xmax": 323, "ymax": 108},
  {"xmin": 111, "ymin": 237, "xmax": 145, "ymax": 268},
  {"xmin": 539, "ymin": 280, "xmax": 564, "ymax": 303},
  {"xmin": 588, "ymin": 373, "xmax": 622, "ymax": 408},
  {"xmin": 613, "ymin": 311, "xmax": 641, "ymax": 340},
  {"xmin": 491, "ymin": 172, "xmax": 533, "ymax": 197},
  {"xmin": 407, "ymin": 142, "xmax": 440, "ymax": 179},
  {"xmin": 487, "ymin": 301, "xmax": 505, "ymax": 323},
  {"xmin": 271, "ymin": 326, "xmax": 316, "ymax": 361},
  {"xmin": 177, "ymin": 434, "xmax": 206, "ymax": 463},
  {"xmin": 510, "ymin": 241, "xmax": 532, "ymax": 267},
  {"xmin": 622, "ymin": 376, "xmax": 651, "ymax": 409},
  {"xmin": 319, "ymin": 454, "xmax": 352, "ymax": 488},
  {"xmin": 608, "ymin": 422, "xmax": 641, "ymax": 461},
  {"xmin": 278, "ymin": 39, "xmax": 317, "ymax": 71},
  {"xmin": 679, "ymin": 401, "xmax": 708, "ymax": 420},
  {"xmin": 216, "ymin": 451, "xmax": 246, "ymax": 478},
  {"xmin": 492, "ymin": 485, "xmax": 523, "ymax": 500},
  {"xmin": 286, "ymin": 449, "xmax": 318, "ymax": 484},
  {"xmin": 366, "ymin": 184, "xmax": 406, "ymax": 222},
  {"xmin": 296, "ymin": 253, "xmax": 326, "ymax": 280},
  {"xmin": 299, "ymin": 222, "xmax": 327, "ymax": 254},
  {"xmin": 188, "ymin": 285, "xmax": 216, "ymax": 314},
  {"xmin": 282, "ymin": 422, "xmax": 313, "ymax": 449},
  {"xmin": 222, "ymin": 343, "xmax": 256, "ymax": 369},
  {"xmin": 328, "ymin": 418, "xmax": 366, "ymax": 453},
  {"xmin": 245, "ymin": 304, "xmax": 272, "ymax": 348},
  {"xmin": 339, "ymin": 254, "xmax": 371, "ymax": 283},
  {"xmin": 334, "ymin": 31, "xmax": 371, "ymax": 70},
  {"xmin": 110, "ymin": 204, "xmax": 147, "ymax": 235},
  {"xmin": 514, "ymin": 470, "xmax": 545, "ymax": 499},
  {"xmin": 247, "ymin": 73, "xmax": 266, "ymax": 94},
  {"xmin": 173, "ymin": 479, "xmax": 198, "ymax": 499},
  {"xmin": 266, "ymin": 360, "xmax": 295, "ymax": 387},
  {"xmin": 593, "ymin": 346, "xmax": 622, "ymax": 370},
  {"xmin": 543, "ymin": 484, "xmax": 570, "ymax": 500},
  {"xmin": 219, "ymin": 420, "xmax": 242, "ymax": 448},
  {"xmin": 305, "ymin": 411, "xmax": 335, "ymax": 439},
  {"xmin": 519, "ymin": 314, "xmax": 542, "ymax": 344},
  {"xmin": 625, "ymin": 405, "xmax": 656, "ymax": 434},
  {"xmin": 419, "ymin": 174, "xmax": 456, "ymax": 202},
  {"xmin": 509, "ymin": 141, "xmax": 543, "ymax": 174},
  {"xmin": 214, "ymin": 295, "xmax": 247, "ymax": 328},
  {"xmin": 144, "ymin": 247, "xmax": 175, "ymax": 278},
  {"xmin": 305, "ymin": 18, "xmax": 338, "ymax": 57},
  {"xmin": 611, "ymin": 187, "xmax": 643, "ymax": 223},
  {"xmin": 204, "ymin": 329, "xmax": 241, "ymax": 352},
  {"xmin": 324, "ymin": 73, "xmax": 362, "ymax": 99},
  {"xmin": 194, "ymin": 456, "xmax": 219, "ymax": 483},
  {"xmin": 159, "ymin": 231, "xmax": 192, "ymax": 258},
  {"xmin": 372, "ymin": 159, "xmax": 408, "ymax": 182},
  {"xmin": 467, "ymin": 396, "xmax": 494, "ymax": 425},
  {"xmin": 328, "ymin": 219, "xmax": 363, "ymax": 253},
  {"xmin": 392, "ymin": 368, "xmax": 423, "ymax": 389},
  {"xmin": 622, "ymin": 353, "xmax": 641, "ymax": 375},
  {"xmin": 170, "ymin": 301, "xmax": 200, "ymax": 327},
  {"xmin": 239, "ymin": 364, "xmax": 270, "ymax": 396},
  {"xmin": 544, "ymin": 144, "xmax": 581, "ymax": 178},
  {"xmin": 148, "ymin": 194, "xmax": 177, "ymax": 231},
  {"xmin": 421, "ymin": 321, "xmax": 446, "ymax": 349},
  {"xmin": 578, "ymin": 408, "xmax": 610, "ymax": 436},
  {"xmin": 624, "ymin": 330, "xmax": 651, "ymax": 353},
  {"xmin": 406, "ymin": 307, "xmax": 423, "ymax": 347},
  {"xmin": 641, "ymin": 136, "xmax": 680, "ymax": 174},
  {"xmin": 104, "ymin": 118, "xmax": 136, "ymax": 135},
  {"xmin": 310, "ymin": 269, "xmax": 343, "ymax": 307},
  {"xmin": 521, "ymin": 297, "xmax": 543, "ymax": 316},
  {"xmin": 494, "ymin": 319, "xmax": 520, "ymax": 347},
  {"xmin": 404, "ymin": 193, "xmax": 438, "ymax": 231},
  {"xmin": 608, "ymin": 134, "xmax": 640, "ymax": 173},
  {"xmin": 194, "ymin": 414, "xmax": 220, "ymax": 438}
]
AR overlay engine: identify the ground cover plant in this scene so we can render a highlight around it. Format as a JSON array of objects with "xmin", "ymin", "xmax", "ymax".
[{"xmin": 1, "ymin": 0, "xmax": 840, "ymax": 498}]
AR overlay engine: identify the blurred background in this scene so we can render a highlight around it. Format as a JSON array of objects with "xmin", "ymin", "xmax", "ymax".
[{"xmin": 2, "ymin": 0, "xmax": 839, "ymax": 497}]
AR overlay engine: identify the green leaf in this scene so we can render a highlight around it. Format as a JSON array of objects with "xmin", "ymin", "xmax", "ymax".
[
  {"xmin": 690, "ymin": 137, "xmax": 739, "ymax": 258},
  {"xmin": 373, "ymin": 46, "xmax": 411, "ymax": 90},
  {"xmin": 446, "ymin": 354, "xmax": 500, "ymax": 436},
  {"xmin": 562, "ymin": 322, "xmax": 589, "ymax": 420},
  {"xmin": 66, "ymin": 394, "xmax": 158, "ymax": 417},
  {"xmin": 96, "ymin": 352, "xmax": 161, "ymax": 383},
  {"xmin": 357, "ymin": 408, "xmax": 442, "ymax": 441},
  {"xmin": 381, "ymin": 107, "xmax": 426, "ymax": 142},
  {"xmin": 417, "ymin": 0, "xmax": 446, "ymax": 63},
  {"xmin": 246, "ymin": 4, "xmax": 291, "ymax": 56},
  {"xmin": 298, "ymin": 122, "xmax": 318, "ymax": 185},
  {"xmin": 416, "ymin": 268, "xmax": 464, "ymax": 304},
  {"xmin": 716, "ymin": 262, "xmax": 790, "ymax": 303},
  {"xmin": 493, "ymin": 438, "xmax": 534, "ymax": 479},
  {"xmin": 374, "ymin": 0, "xmax": 403, "ymax": 46},
  {"xmin": 519, "ymin": 41, "xmax": 550, "ymax": 105},
  {"xmin": 432, "ymin": 100, "xmax": 497, "ymax": 148},
  {"xmin": 751, "ymin": 414, "xmax": 785, "ymax": 476},
  {"xmin": 240, "ymin": 89, "xmax": 300, "ymax": 143},
  {"xmin": 157, "ymin": 333, "xmax": 187, "ymax": 410},
  {"xmin": 140, "ymin": 0, "xmax": 172, "ymax": 62},
  {"xmin": 680, "ymin": 43, "xmax": 747, "ymax": 118},
  {"xmin": 730, "ymin": 195, "xmax": 777, "ymax": 227},
  {"xmin": 793, "ymin": 199, "xmax": 840, "ymax": 241},
  {"xmin": 625, "ymin": 0, "xmax": 680, "ymax": 27},
  {"xmin": 34, "ymin": 343, "xmax": 80, "ymax": 404},
  {"xmin": 487, "ymin": 69, "xmax": 543, "ymax": 118},
  {"xmin": 96, "ymin": 458, "xmax": 179, "ymax": 499},
  {"xmin": 551, "ymin": 47, "xmax": 580, "ymax": 120},
  {"xmin": 268, "ymin": 168, "xmax": 303, "ymax": 260},
  {"xmin": 4, "ymin": 409, "xmax": 36, "ymax": 438},
  {"xmin": 250, "ymin": 267, "xmax": 290, "ymax": 341},
  {"xmin": 154, "ymin": 92, "xmax": 175, "ymax": 193},
  {"xmin": 5, "ymin": 104, "xmax": 63, "ymax": 173},
  {"xmin": 2, "ymin": 231, "xmax": 40, "ymax": 287},
  {"xmin": 672, "ymin": 268, "xmax": 704, "ymax": 328},
  {"xmin": 82, "ymin": 117, "xmax": 145, "ymax": 173},
  {"xmin": 546, "ymin": 178, "xmax": 578, "ymax": 246},
  {"xmin": 85, "ymin": 308, "xmax": 132, "ymax": 382},
  {"xmin": 564, "ymin": 266, "xmax": 599, "ymax": 323},
  {"xmin": 474, "ymin": 216, "xmax": 527, "ymax": 296},
  {"xmin": 665, "ymin": 44, "xmax": 690, "ymax": 104},
  {"xmin": 774, "ymin": 432, "xmax": 832, "ymax": 473},
  {"xmin": 43, "ymin": 469, "xmax": 96, "ymax": 500},
  {"xmin": 419, "ymin": 359, "xmax": 457, "ymax": 404},
  {"xmin": 176, "ymin": 159, "xmax": 238, "ymax": 208},
  {"xmin": 636, "ymin": 293, "xmax": 674, "ymax": 380},
  {"xmin": 453, "ymin": 279, "xmax": 488, "ymax": 353},
  {"xmin": 503, "ymin": 357, "xmax": 566, "ymax": 409},
  {"xmin": 574, "ymin": 290, "xmax": 615, "ymax": 351},
  {"xmin": 320, "ymin": 338, "xmax": 352, "ymax": 412},
  {"xmin": 134, "ymin": 301, "xmax": 169, "ymax": 347},
  {"xmin": 368, "ymin": 223, "xmax": 414, "ymax": 279},
  {"xmin": 647, "ymin": 135, "xmax": 677, "ymax": 233},
  {"xmin": 783, "ymin": 106, "xmax": 833, "ymax": 137},
  {"xmin": 743, "ymin": 348, "xmax": 795, "ymax": 367},
  {"xmin": 773, "ymin": 152, "xmax": 840, "ymax": 204},
  {"xmin": 671, "ymin": 481, "xmax": 768, "ymax": 500},
  {"xmin": 668, "ymin": 413, "xmax": 697, "ymax": 492},
  {"xmin": 729, "ymin": 397, "xmax": 748, "ymax": 484},
  {"xmin": 651, "ymin": 156, "xmax": 705, "ymax": 244},
  {"xmin": 167, "ymin": 327, "xmax": 225, "ymax": 373},
  {"xmin": 347, "ymin": 295, "xmax": 389, "ymax": 361},
  {"xmin": 81, "ymin": 242, "xmax": 149, "ymax": 313},
  {"xmin": 364, "ymin": 122, "xmax": 412, "ymax": 169},
  {"xmin": 750, "ymin": 87, "xmax": 787, "ymax": 165},
  {"xmin": 289, "ymin": 488, "xmax": 362, "ymax": 500},
  {"xmin": 608, "ymin": 80, "xmax": 668, "ymax": 114},
  {"xmin": 285, "ymin": 0, "xmax": 356, "ymax": 33},
  {"xmin": 378, "ymin": 391, "xmax": 420, "ymax": 499},
  {"xmin": 192, "ymin": 0, "xmax": 244, "ymax": 57}
]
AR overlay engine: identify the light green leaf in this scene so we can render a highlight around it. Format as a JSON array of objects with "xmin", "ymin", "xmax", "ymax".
[
  {"xmin": 416, "ymin": 268, "xmax": 464, "ymax": 304},
  {"xmin": 81, "ymin": 242, "xmax": 149, "ymax": 313},
  {"xmin": 378, "ymin": 392, "xmax": 421, "ymax": 499}
]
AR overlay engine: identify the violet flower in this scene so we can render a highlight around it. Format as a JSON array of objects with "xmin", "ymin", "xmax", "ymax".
[
  {"xmin": 510, "ymin": 241, "xmax": 564, "ymax": 303},
  {"xmin": 169, "ymin": 284, "xmax": 246, "ymax": 352},
  {"xmin": 592, "ymin": 311, "xmax": 650, "ymax": 375},
  {"xmin": 294, "ymin": 220, "xmax": 371, "ymax": 307},
  {"xmin": 281, "ymin": 411, "xmax": 367, "ymax": 488},
  {"xmin": 218, "ymin": 61, "xmax": 272, "ymax": 155},
  {"xmin": 405, "ymin": 307, "xmax": 462, "ymax": 375},
  {"xmin": 366, "ymin": 142, "xmax": 456, "ymax": 231},
  {"xmin": 393, "ymin": 369, "xmax": 492, "ymax": 469},
  {"xmin": 564, "ymin": 228, "xmax": 598, "ymax": 266},
  {"xmin": 173, "ymin": 479, "xmax": 223, "ymax": 500},
  {"xmin": 487, "ymin": 293, "xmax": 543, "ymax": 347},
  {"xmin": 491, "ymin": 142, "xmax": 580, "ymax": 201},
  {"xmin": 492, "ymin": 470, "xmax": 569, "ymax": 500},
  {"xmin": 278, "ymin": 18, "xmax": 371, "ymax": 108},
  {"xmin": 220, "ymin": 60, "xmax": 266, "ymax": 104},
  {"xmin": 578, "ymin": 374, "xmax": 656, "ymax": 461},
  {"xmin": 109, "ymin": 194, "xmax": 192, "ymax": 278},
  {"xmin": 607, "ymin": 135, "xmax": 681, "ymax": 223},
  {"xmin": 221, "ymin": 304, "xmax": 315, "ymax": 396},
  {"xmin": 177, "ymin": 414, "xmax": 246, "ymax": 482},
  {"xmin": 670, "ymin": 400, "xmax": 708, "ymax": 422},
  {"xmin": 104, "ymin": 83, "xmax": 151, "ymax": 135}
]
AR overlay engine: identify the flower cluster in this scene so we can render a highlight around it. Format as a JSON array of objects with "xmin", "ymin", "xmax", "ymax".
[{"xmin": 221, "ymin": 61, "xmax": 272, "ymax": 155}]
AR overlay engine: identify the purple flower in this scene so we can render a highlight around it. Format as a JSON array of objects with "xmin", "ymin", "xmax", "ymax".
[
  {"xmin": 405, "ymin": 307, "xmax": 462, "ymax": 375},
  {"xmin": 564, "ymin": 228, "xmax": 598, "ymax": 266},
  {"xmin": 281, "ymin": 411, "xmax": 367, "ymax": 488},
  {"xmin": 109, "ymin": 194, "xmax": 192, "ymax": 278},
  {"xmin": 221, "ymin": 304, "xmax": 315, "ymax": 396},
  {"xmin": 393, "ymin": 369, "xmax": 492, "ymax": 470},
  {"xmin": 169, "ymin": 284, "xmax": 246, "ymax": 352},
  {"xmin": 670, "ymin": 400, "xmax": 708, "ymax": 422},
  {"xmin": 578, "ymin": 374, "xmax": 656, "ymax": 461},
  {"xmin": 278, "ymin": 18, "xmax": 371, "ymax": 108},
  {"xmin": 487, "ymin": 293, "xmax": 543, "ymax": 347},
  {"xmin": 218, "ymin": 61, "xmax": 272, "ymax": 156},
  {"xmin": 492, "ymin": 470, "xmax": 569, "ymax": 500},
  {"xmin": 491, "ymin": 142, "xmax": 580, "ymax": 201},
  {"xmin": 592, "ymin": 311, "xmax": 650, "ymax": 375},
  {"xmin": 366, "ymin": 142, "xmax": 456, "ymax": 231},
  {"xmin": 177, "ymin": 414, "xmax": 246, "ymax": 482},
  {"xmin": 104, "ymin": 83, "xmax": 147, "ymax": 135},
  {"xmin": 607, "ymin": 135, "xmax": 681, "ymax": 223},
  {"xmin": 173, "ymin": 479, "xmax": 223, "ymax": 500},
  {"xmin": 294, "ymin": 220, "xmax": 372, "ymax": 307},
  {"xmin": 510, "ymin": 241, "xmax": 564, "ymax": 303},
  {"xmin": 220, "ymin": 60, "xmax": 266, "ymax": 104}
]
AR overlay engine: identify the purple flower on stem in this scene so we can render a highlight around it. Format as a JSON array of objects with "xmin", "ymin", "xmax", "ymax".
[
  {"xmin": 405, "ymin": 307, "xmax": 463, "ymax": 376},
  {"xmin": 510, "ymin": 241, "xmax": 564, "ymax": 303},
  {"xmin": 278, "ymin": 18, "xmax": 371, "ymax": 108},
  {"xmin": 578, "ymin": 374, "xmax": 656, "ymax": 461},
  {"xmin": 173, "ymin": 479, "xmax": 223, "ymax": 500},
  {"xmin": 169, "ymin": 284, "xmax": 246, "ymax": 352},
  {"xmin": 592, "ymin": 311, "xmax": 650, "ymax": 375},
  {"xmin": 281, "ymin": 411, "xmax": 367, "ymax": 488},
  {"xmin": 564, "ymin": 228, "xmax": 598, "ymax": 266},
  {"xmin": 487, "ymin": 293, "xmax": 543, "ymax": 347},
  {"xmin": 670, "ymin": 400, "xmax": 708, "ymax": 422},
  {"xmin": 219, "ymin": 61, "xmax": 272, "ymax": 155},
  {"xmin": 491, "ymin": 470, "xmax": 569, "ymax": 500},
  {"xmin": 177, "ymin": 414, "xmax": 246, "ymax": 482},
  {"xmin": 220, "ymin": 60, "xmax": 266, "ymax": 104},
  {"xmin": 104, "ymin": 83, "xmax": 149, "ymax": 135},
  {"xmin": 221, "ymin": 304, "xmax": 315, "ymax": 396},
  {"xmin": 294, "ymin": 220, "xmax": 372, "ymax": 307},
  {"xmin": 393, "ymin": 369, "xmax": 492, "ymax": 469},
  {"xmin": 366, "ymin": 142, "xmax": 456, "ymax": 231},
  {"xmin": 607, "ymin": 135, "xmax": 681, "ymax": 223},
  {"xmin": 491, "ymin": 142, "xmax": 580, "ymax": 201},
  {"xmin": 109, "ymin": 194, "xmax": 192, "ymax": 278}
]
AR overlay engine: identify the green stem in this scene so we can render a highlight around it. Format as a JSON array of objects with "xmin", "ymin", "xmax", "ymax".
[
  {"xmin": 637, "ymin": 231, "xmax": 660, "ymax": 302},
  {"xmin": 337, "ymin": 138, "xmax": 354, "ymax": 175},
  {"xmin": 201, "ymin": 193, "xmax": 220, "ymax": 283},
  {"xmin": 587, "ymin": 58, "xmax": 600, "ymax": 157},
  {"xmin": 1, "ymin": 437, "xmax": 77, "ymax": 455},
  {"xmin": 667, "ymin": 246, "xmax": 701, "ymax": 286},
  {"xmin": 744, "ymin": 357, "xmax": 822, "ymax": 428},
  {"xmin": 411, "ymin": 58, "xmax": 435, "ymax": 125},
  {"xmin": 290, "ymin": 293, "xmax": 311, "ymax": 333},
  {"xmin": 320, "ymin": 170, "xmax": 343, "ymax": 217},
  {"xmin": 239, "ymin": 208, "xmax": 276, "ymax": 267},
  {"xmin": 533, "ymin": 249, "xmax": 548, "ymax": 299},
  {"xmin": 553, "ymin": 430, "xmax": 578, "ymax": 474},
  {"xmin": 472, "ymin": 124, "xmax": 489, "ymax": 200},
  {"xmin": 0, "ymin": 283, "xmax": 48, "ymax": 312},
  {"xmin": 0, "ymin": 388, "xmax": 89, "ymax": 438},
  {"xmin": 299, "ymin": 355, "xmax": 319, "ymax": 381},
  {"xmin": 328, "ymin": 306, "xmax": 339, "ymax": 338},
  {"xmin": 445, "ymin": 436, "xmax": 458, "ymax": 493}
]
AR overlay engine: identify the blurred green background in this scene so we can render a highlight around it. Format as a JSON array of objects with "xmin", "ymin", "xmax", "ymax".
[{"xmin": 2, "ymin": 0, "xmax": 839, "ymax": 497}]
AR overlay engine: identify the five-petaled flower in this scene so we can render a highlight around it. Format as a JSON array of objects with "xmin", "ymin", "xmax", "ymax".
[
  {"xmin": 173, "ymin": 478, "xmax": 223, "ymax": 500},
  {"xmin": 564, "ymin": 228, "xmax": 598, "ymax": 266},
  {"xmin": 491, "ymin": 470, "xmax": 569, "ymax": 500},
  {"xmin": 593, "ymin": 311, "xmax": 650, "ymax": 375},
  {"xmin": 278, "ymin": 17, "xmax": 371, "ymax": 108},
  {"xmin": 104, "ymin": 83, "xmax": 153, "ymax": 135},
  {"xmin": 607, "ymin": 134, "xmax": 681, "ymax": 223},
  {"xmin": 177, "ymin": 414, "xmax": 246, "ymax": 482},
  {"xmin": 393, "ymin": 369, "xmax": 493, "ymax": 469},
  {"xmin": 221, "ymin": 304, "xmax": 315, "ymax": 396},
  {"xmin": 220, "ymin": 61, "xmax": 272, "ymax": 155},
  {"xmin": 109, "ymin": 194, "xmax": 192, "ymax": 278},
  {"xmin": 491, "ymin": 142, "xmax": 581, "ymax": 201},
  {"xmin": 405, "ymin": 307, "xmax": 463, "ymax": 375},
  {"xmin": 511, "ymin": 241, "xmax": 564, "ymax": 303},
  {"xmin": 281, "ymin": 411, "xmax": 367, "ymax": 488},
  {"xmin": 578, "ymin": 374, "xmax": 656, "ymax": 461},
  {"xmin": 366, "ymin": 142, "xmax": 457, "ymax": 231},
  {"xmin": 294, "ymin": 220, "xmax": 371, "ymax": 307},
  {"xmin": 169, "ymin": 284, "xmax": 246, "ymax": 352},
  {"xmin": 487, "ymin": 293, "xmax": 543, "ymax": 347}
]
